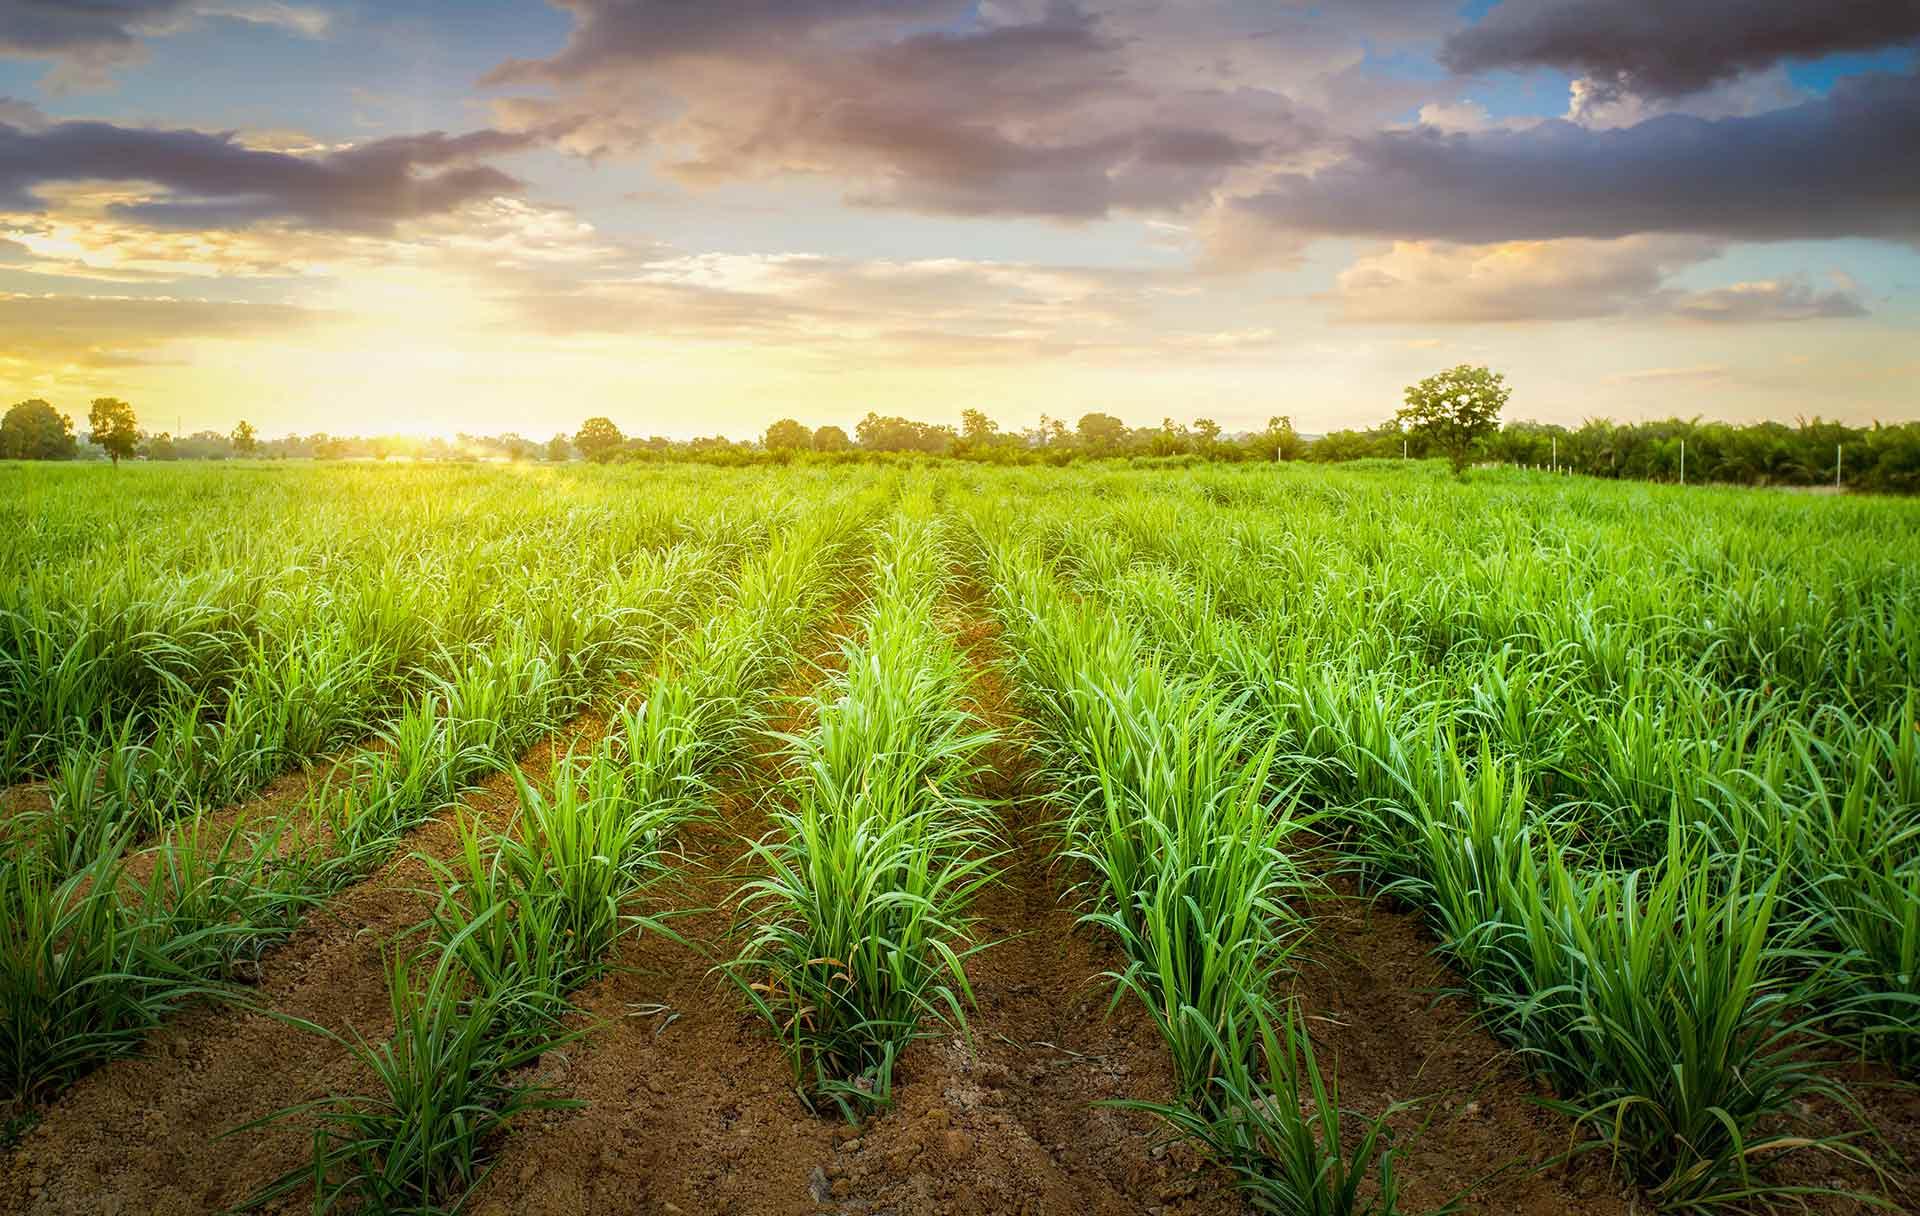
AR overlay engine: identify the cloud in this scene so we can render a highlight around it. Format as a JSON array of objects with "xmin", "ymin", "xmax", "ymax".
[
  {"xmin": 1414, "ymin": 100, "xmax": 1496, "ymax": 133},
  {"xmin": 1670, "ymin": 275, "xmax": 1868, "ymax": 323},
  {"xmin": 1328, "ymin": 236, "xmax": 1874, "ymax": 325},
  {"xmin": 1443, "ymin": 0, "xmax": 1920, "ymax": 101},
  {"xmin": 503, "ymin": 252, "xmax": 1153, "ymax": 349},
  {"xmin": 1218, "ymin": 70, "xmax": 1920, "ymax": 251},
  {"xmin": 0, "ymin": 118, "xmax": 535, "ymax": 231},
  {"xmin": 1605, "ymin": 364, "xmax": 1732, "ymax": 385},
  {"xmin": 0, "ymin": 289, "xmax": 323, "ymax": 370},
  {"xmin": 191, "ymin": 4, "xmax": 330, "ymax": 39},
  {"xmin": 483, "ymin": 1, "xmax": 1435, "ymax": 220},
  {"xmin": 0, "ymin": 1, "xmax": 329, "ymax": 87},
  {"xmin": 1563, "ymin": 64, "xmax": 1811, "ymax": 127},
  {"xmin": 484, "ymin": 247, "xmax": 1297, "ymax": 366},
  {"xmin": 0, "ymin": 97, "xmax": 47, "ymax": 130},
  {"xmin": 1329, "ymin": 235, "xmax": 1721, "ymax": 323}
]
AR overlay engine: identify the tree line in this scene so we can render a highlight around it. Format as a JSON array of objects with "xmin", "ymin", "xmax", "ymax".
[
  {"xmin": 571, "ymin": 397, "xmax": 1919, "ymax": 493},
  {"xmin": 7, "ymin": 381, "xmax": 1917, "ymax": 493}
]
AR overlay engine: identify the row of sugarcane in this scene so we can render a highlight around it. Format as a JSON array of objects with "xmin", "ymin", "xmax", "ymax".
[
  {"xmin": 235, "ymin": 494, "xmax": 875, "ymax": 1212},
  {"xmin": 981, "ymin": 465, "xmax": 1914, "ymax": 1213}
]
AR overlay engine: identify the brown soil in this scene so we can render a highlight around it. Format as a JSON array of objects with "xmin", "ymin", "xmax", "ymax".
[
  {"xmin": 456, "ymin": 590, "xmax": 1648, "ymax": 1216},
  {"xmin": 7, "ymin": 587, "xmax": 1911, "ymax": 1216},
  {"xmin": 0, "ymin": 707, "xmax": 617, "ymax": 1216},
  {"xmin": 115, "ymin": 750, "xmax": 366, "ymax": 888},
  {"xmin": 0, "ymin": 782, "xmax": 48, "ymax": 817},
  {"xmin": 0, "ymin": 782, "xmax": 49, "ymax": 854},
  {"xmin": 463, "ymin": 602, "xmax": 1242, "ymax": 1216},
  {"xmin": 1763, "ymin": 1049, "xmax": 1920, "ymax": 1213},
  {"xmin": 1287, "ymin": 879, "xmax": 1633, "ymax": 1214}
]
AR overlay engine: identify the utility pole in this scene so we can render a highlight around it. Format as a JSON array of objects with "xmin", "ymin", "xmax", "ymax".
[
  {"xmin": 1679, "ymin": 439, "xmax": 1686, "ymax": 486},
  {"xmin": 1551, "ymin": 436, "xmax": 1557, "ymax": 473},
  {"xmin": 1836, "ymin": 444, "xmax": 1843, "ymax": 489}
]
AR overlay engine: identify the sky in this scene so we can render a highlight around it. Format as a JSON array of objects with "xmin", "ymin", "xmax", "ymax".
[{"xmin": 1, "ymin": 0, "xmax": 1917, "ymax": 441}]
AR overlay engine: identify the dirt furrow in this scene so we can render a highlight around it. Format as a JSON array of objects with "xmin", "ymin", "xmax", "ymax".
[
  {"xmin": 946, "ymin": 581, "xmax": 1639, "ymax": 1216},
  {"xmin": 1282, "ymin": 877, "xmax": 1633, "ymax": 1214},
  {"xmin": 465, "ymin": 590, "xmax": 1239, "ymax": 1216},
  {"xmin": 2, "ymin": 707, "xmax": 620, "ymax": 1216},
  {"xmin": 463, "ymin": 608, "xmax": 865, "ymax": 1216}
]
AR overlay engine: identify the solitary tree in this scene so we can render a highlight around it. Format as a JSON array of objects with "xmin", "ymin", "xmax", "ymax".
[
  {"xmin": 231, "ymin": 419, "xmax": 257, "ymax": 456},
  {"xmin": 0, "ymin": 399, "xmax": 78, "ymax": 460},
  {"xmin": 1397, "ymin": 366, "xmax": 1509, "ymax": 475},
  {"xmin": 573, "ymin": 416, "xmax": 624, "ymax": 463},
  {"xmin": 87, "ymin": 397, "xmax": 139, "ymax": 466},
  {"xmin": 764, "ymin": 417, "xmax": 811, "ymax": 452},
  {"xmin": 812, "ymin": 424, "xmax": 851, "ymax": 453}
]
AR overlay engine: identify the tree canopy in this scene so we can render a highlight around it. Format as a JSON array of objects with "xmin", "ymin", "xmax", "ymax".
[
  {"xmin": 1397, "ymin": 365, "xmax": 1510, "ymax": 475},
  {"xmin": 764, "ymin": 418, "xmax": 811, "ymax": 452},
  {"xmin": 854, "ymin": 412, "xmax": 955, "ymax": 453},
  {"xmin": 87, "ymin": 397, "xmax": 139, "ymax": 466},
  {"xmin": 1076, "ymin": 412, "xmax": 1127, "ymax": 454},
  {"xmin": 1, "ymin": 399, "xmax": 78, "ymax": 460},
  {"xmin": 573, "ymin": 416, "xmax": 624, "ymax": 463}
]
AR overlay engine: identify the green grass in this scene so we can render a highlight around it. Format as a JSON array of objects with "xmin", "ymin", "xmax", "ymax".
[
  {"xmin": 979, "ymin": 461, "xmax": 1918, "ymax": 1208},
  {"xmin": 1118, "ymin": 1002, "xmax": 1413, "ymax": 1216},
  {"xmin": 231, "ymin": 487, "xmax": 872, "ymax": 1209},
  {"xmin": 5, "ymin": 458, "xmax": 1917, "ymax": 1213},
  {"xmin": 728, "ymin": 509, "xmax": 1001, "ymax": 1117},
  {"xmin": 236, "ymin": 939, "xmax": 582, "ymax": 1215},
  {"xmin": 969, "ymin": 520, "xmax": 1370, "ymax": 1200}
]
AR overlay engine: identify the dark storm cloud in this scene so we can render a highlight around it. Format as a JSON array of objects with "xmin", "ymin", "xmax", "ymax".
[
  {"xmin": 0, "ymin": 119, "xmax": 533, "ymax": 230},
  {"xmin": 1443, "ymin": 0, "xmax": 1920, "ymax": 100},
  {"xmin": 1225, "ymin": 70, "xmax": 1920, "ymax": 247}
]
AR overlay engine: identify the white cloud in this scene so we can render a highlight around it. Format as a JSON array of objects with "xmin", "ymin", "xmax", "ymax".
[
  {"xmin": 190, "ymin": 4, "xmax": 332, "ymax": 39},
  {"xmin": 1329, "ymin": 235, "xmax": 1721, "ymax": 323}
]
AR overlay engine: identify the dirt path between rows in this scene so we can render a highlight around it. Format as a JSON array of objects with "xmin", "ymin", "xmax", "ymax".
[
  {"xmin": 462, "ymin": 588, "xmax": 1242, "ymax": 1216},
  {"xmin": 1285, "ymin": 876, "xmax": 1632, "ymax": 1214},
  {"xmin": 941, "ymin": 583, "xmax": 1634, "ymax": 1216},
  {"xmin": 1295, "ymin": 880, "xmax": 1920, "ymax": 1214},
  {"xmin": 0, "ymin": 782, "xmax": 49, "ymax": 817},
  {"xmin": 10, "ymin": 583, "xmax": 1905, "ymax": 1216},
  {"xmin": 0, "ymin": 703, "xmax": 620, "ymax": 1216}
]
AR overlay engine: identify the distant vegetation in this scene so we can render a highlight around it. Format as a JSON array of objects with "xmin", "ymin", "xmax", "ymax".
[{"xmin": 6, "ymin": 365, "xmax": 1918, "ymax": 492}]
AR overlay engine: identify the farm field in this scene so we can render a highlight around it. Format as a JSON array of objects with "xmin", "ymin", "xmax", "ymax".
[{"xmin": 2, "ymin": 459, "xmax": 1918, "ymax": 1216}]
